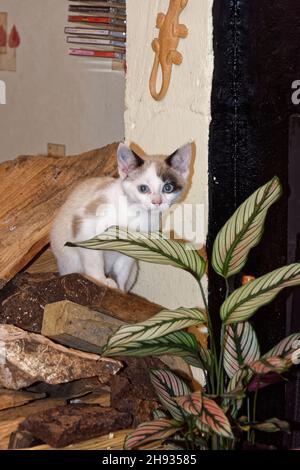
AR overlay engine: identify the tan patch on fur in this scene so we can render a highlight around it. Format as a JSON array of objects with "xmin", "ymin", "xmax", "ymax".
[
  {"xmin": 155, "ymin": 161, "xmax": 185, "ymax": 189},
  {"xmin": 85, "ymin": 195, "xmax": 107, "ymax": 216},
  {"xmin": 72, "ymin": 215, "xmax": 83, "ymax": 238}
]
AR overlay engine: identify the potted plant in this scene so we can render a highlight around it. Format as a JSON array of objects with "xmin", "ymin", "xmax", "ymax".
[{"xmin": 71, "ymin": 176, "xmax": 300, "ymax": 450}]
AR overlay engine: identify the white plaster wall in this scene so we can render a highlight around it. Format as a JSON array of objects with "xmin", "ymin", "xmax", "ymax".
[
  {"xmin": 0, "ymin": 0, "xmax": 125, "ymax": 162},
  {"xmin": 125, "ymin": 0, "xmax": 213, "ymax": 308}
]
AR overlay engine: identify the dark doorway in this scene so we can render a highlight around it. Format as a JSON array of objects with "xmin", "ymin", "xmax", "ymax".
[{"xmin": 209, "ymin": 0, "xmax": 300, "ymax": 447}]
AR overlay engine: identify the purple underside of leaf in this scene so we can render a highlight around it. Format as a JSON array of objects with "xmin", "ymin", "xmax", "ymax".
[{"xmin": 247, "ymin": 372, "xmax": 284, "ymax": 392}]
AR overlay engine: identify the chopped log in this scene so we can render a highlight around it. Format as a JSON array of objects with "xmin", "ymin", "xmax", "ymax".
[
  {"xmin": 0, "ymin": 143, "xmax": 119, "ymax": 288},
  {"xmin": 42, "ymin": 300, "xmax": 124, "ymax": 353},
  {"xmin": 0, "ymin": 272, "xmax": 161, "ymax": 333},
  {"xmin": 0, "ymin": 398, "xmax": 65, "ymax": 449},
  {"xmin": 0, "ymin": 389, "xmax": 45, "ymax": 411},
  {"xmin": 19, "ymin": 404, "xmax": 132, "ymax": 448},
  {"xmin": 0, "ymin": 324, "xmax": 121, "ymax": 390},
  {"xmin": 26, "ymin": 377, "xmax": 105, "ymax": 400}
]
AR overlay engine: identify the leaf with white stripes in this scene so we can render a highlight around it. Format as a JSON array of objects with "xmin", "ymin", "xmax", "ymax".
[
  {"xmin": 212, "ymin": 177, "xmax": 282, "ymax": 279},
  {"xmin": 220, "ymin": 264, "xmax": 300, "ymax": 324},
  {"xmin": 69, "ymin": 226, "xmax": 206, "ymax": 280},
  {"xmin": 150, "ymin": 369, "xmax": 191, "ymax": 422},
  {"xmin": 102, "ymin": 330, "xmax": 202, "ymax": 368},
  {"xmin": 263, "ymin": 333, "xmax": 300, "ymax": 359},
  {"xmin": 197, "ymin": 397, "xmax": 234, "ymax": 439},
  {"xmin": 175, "ymin": 391, "xmax": 203, "ymax": 416},
  {"xmin": 124, "ymin": 419, "xmax": 181, "ymax": 450},
  {"xmin": 102, "ymin": 308, "xmax": 206, "ymax": 357},
  {"xmin": 224, "ymin": 322, "xmax": 260, "ymax": 379}
]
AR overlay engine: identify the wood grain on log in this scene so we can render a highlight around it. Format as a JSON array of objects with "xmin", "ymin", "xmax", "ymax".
[
  {"xmin": 0, "ymin": 398, "xmax": 65, "ymax": 423},
  {"xmin": 0, "ymin": 324, "xmax": 121, "ymax": 390},
  {"xmin": 25, "ymin": 428, "xmax": 132, "ymax": 451},
  {"xmin": 0, "ymin": 143, "xmax": 118, "ymax": 288},
  {"xmin": 0, "ymin": 273, "xmax": 162, "ymax": 333},
  {"xmin": 0, "ymin": 389, "xmax": 45, "ymax": 411},
  {"xmin": 25, "ymin": 429, "xmax": 165, "ymax": 451},
  {"xmin": 26, "ymin": 248, "xmax": 57, "ymax": 274},
  {"xmin": 42, "ymin": 300, "xmax": 124, "ymax": 354}
]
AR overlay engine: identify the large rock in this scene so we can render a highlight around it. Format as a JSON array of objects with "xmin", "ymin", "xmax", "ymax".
[
  {"xmin": 42, "ymin": 300, "xmax": 124, "ymax": 353},
  {"xmin": 0, "ymin": 324, "xmax": 121, "ymax": 390}
]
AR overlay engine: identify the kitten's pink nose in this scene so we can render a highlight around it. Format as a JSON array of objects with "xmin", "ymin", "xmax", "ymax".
[{"xmin": 152, "ymin": 196, "xmax": 162, "ymax": 206}]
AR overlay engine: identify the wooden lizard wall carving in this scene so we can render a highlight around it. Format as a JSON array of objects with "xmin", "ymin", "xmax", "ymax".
[{"xmin": 149, "ymin": 0, "xmax": 189, "ymax": 101}]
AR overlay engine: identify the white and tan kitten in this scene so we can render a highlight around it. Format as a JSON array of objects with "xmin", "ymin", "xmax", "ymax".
[{"xmin": 50, "ymin": 143, "xmax": 192, "ymax": 292}]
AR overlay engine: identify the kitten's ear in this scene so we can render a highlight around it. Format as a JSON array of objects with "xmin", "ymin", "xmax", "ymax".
[
  {"xmin": 165, "ymin": 143, "xmax": 192, "ymax": 180},
  {"xmin": 117, "ymin": 143, "xmax": 144, "ymax": 179}
]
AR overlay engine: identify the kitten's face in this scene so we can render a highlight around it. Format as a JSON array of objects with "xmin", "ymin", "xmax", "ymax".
[{"xmin": 117, "ymin": 143, "xmax": 192, "ymax": 212}]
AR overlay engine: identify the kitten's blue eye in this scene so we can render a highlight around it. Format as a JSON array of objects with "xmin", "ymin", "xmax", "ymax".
[
  {"xmin": 138, "ymin": 185, "xmax": 150, "ymax": 194},
  {"xmin": 163, "ymin": 183, "xmax": 175, "ymax": 193}
]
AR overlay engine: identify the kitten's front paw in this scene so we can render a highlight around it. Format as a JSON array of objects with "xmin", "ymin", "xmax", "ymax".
[{"xmin": 105, "ymin": 278, "xmax": 119, "ymax": 289}]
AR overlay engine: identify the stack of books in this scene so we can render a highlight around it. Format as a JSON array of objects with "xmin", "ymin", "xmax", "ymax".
[{"xmin": 65, "ymin": 0, "xmax": 127, "ymax": 71}]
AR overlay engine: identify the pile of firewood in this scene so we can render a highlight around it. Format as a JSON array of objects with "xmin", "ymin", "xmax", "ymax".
[{"xmin": 0, "ymin": 144, "xmax": 186, "ymax": 450}]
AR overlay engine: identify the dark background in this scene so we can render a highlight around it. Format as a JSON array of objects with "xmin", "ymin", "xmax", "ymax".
[{"xmin": 208, "ymin": 0, "xmax": 300, "ymax": 448}]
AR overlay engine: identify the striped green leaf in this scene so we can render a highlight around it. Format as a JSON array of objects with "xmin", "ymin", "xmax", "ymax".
[
  {"xmin": 220, "ymin": 264, "xmax": 300, "ymax": 324},
  {"xmin": 227, "ymin": 368, "xmax": 253, "ymax": 395},
  {"xmin": 70, "ymin": 226, "xmax": 206, "ymax": 280},
  {"xmin": 103, "ymin": 330, "xmax": 202, "ymax": 368},
  {"xmin": 264, "ymin": 333, "xmax": 300, "ymax": 359},
  {"xmin": 150, "ymin": 369, "xmax": 191, "ymax": 422},
  {"xmin": 152, "ymin": 409, "xmax": 168, "ymax": 419},
  {"xmin": 102, "ymin": 308, "xmax": 206, "ymax": 357},
  {"xmin": 197, "ymin": 397, "xmax": 233, "ymax": 439},
  {"xmin": 175, "ymin": 391, "xmax": 203, "ymax": 416},
  {"xmin": 124, "ymin": 418, "xmax": 181, "ymax": 450},
  {"xmin": 224, "ymin": 322, "xmax": 260, "ymax": 379},
  {"xmin": 212, "ymin": 177, "xmax": 282, "ymax": 278}
]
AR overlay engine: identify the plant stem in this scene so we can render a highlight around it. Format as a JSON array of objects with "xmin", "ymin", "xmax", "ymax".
[
  {"xmin": 197, "ymin": 279, "xmax": 218, "ymax": 393},
  {"xmin": 251, "ymin": 382, "xmax": 260, "ymax": 444},
  {"xmin": 253, "ymin": 387, "xmax": 258, "ymax": 423},
  {"xmin": 217, "ymin": 278, "xmax": 230, "ymax": 395},
  {"xmin": 225, "ymin": 278, "xmax": 230, "ymax": 299},
  {"xmin": 247, "ymin": 398, "xmax": 251, "ymax": 442},
  {"xmin": 217, "ymin": 324, "xmax": 225, "ymax": 395}
]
